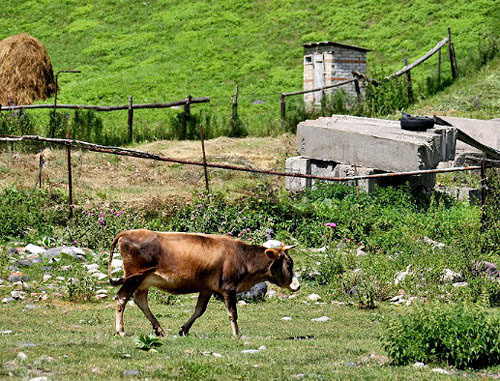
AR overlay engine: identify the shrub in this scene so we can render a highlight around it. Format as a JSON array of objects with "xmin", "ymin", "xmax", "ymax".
[
  {"xmin": 383, "ymin": 303, "xmax": 500, "ymax": 369},
  {"xmin": 70, "ymin": 109, "xmax": 104, "ymax": 144},
  {"xmin": 0, "ymin": 109, "xmax": 35, "ymax": 136}
]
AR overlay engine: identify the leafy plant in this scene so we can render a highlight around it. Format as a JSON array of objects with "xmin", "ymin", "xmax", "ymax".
[
  {"xmin": 134, "ymin": 334, "xmax": 163, "ymax": 352},
  {"xmin": 383, "ymin": 303, "xmax": 500, "ymax": 369}
]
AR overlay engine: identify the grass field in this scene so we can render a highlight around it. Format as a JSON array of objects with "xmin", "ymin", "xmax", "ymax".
[
  {"xmin": 1, "ymin": 0, "xmax": 499, "ymax": 138},
  {"xmin": 2, "ymin": 288, "xmax": 497, "ymax": 380}
]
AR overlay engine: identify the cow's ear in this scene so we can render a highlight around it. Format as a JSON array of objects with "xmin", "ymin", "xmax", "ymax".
[{"xmin": 265, "ymin": 248, "xmax": 281, "ymax": 260}]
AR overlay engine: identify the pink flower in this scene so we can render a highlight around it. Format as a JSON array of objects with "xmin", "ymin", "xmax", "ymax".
[
  {"xmin": 227, "ymin": 232, "xmax": 232, "ymax": 235},
  {"xmin": 82, "ymin": 210, "xmax": 86, "ymax": 214},
  {"xmin": 98, "ymin": 219, "xmax": 105, "ymax": 226},
  {"xmin": 101, "ymin": 212, "xmax": 105, "ymax": 217},
  {"xmin": 246, "ymin": 228, "xmax": 250, "ymax": 232},
  {"xmin": 73, "ymin": 240, "xmax": 77, "ymax": 245},
  {"xmin": 326, "ymin": 222, "xmax": 336, "ymax": 228}
]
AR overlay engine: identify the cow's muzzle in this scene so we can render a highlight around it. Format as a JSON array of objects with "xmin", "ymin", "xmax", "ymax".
[{"xmin": 289, "ymin": 274, "xmax": 300, "ymax": 292}]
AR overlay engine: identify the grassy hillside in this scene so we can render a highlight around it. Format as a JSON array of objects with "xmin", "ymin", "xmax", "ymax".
[{"xmin": 0, "ymin": 0, "xmax": 499, "ymax": 139}]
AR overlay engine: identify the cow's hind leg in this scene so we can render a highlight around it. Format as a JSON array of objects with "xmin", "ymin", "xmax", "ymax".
[
  {"xmin": 134, "ymin": 289, "xmax": 165, "ymax": 337},
  {"xmin": 179, "ymin": 292, "xmax": 212, "ymax": 336},
  {"xmin": 114, "ymin": 273, "xmax": 149, "ymax": 337}
]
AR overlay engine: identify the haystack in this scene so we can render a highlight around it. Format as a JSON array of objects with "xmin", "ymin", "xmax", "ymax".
[{"xmin": 0, "ymin": 33, "xmax": 56, "ymax": 106}]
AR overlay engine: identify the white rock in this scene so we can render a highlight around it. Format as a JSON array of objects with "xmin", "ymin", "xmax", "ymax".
[
  {"xmin": 413, "ymin": 362, "xmax": 426, "ymax": 368},
  {"xmin": 356, "ymin": 245, "xmax": 367, "ymax": 256},
  {"xmin": 92, "ymin": 272, "xmax": 107, "ymax": 280},
  {"xmin": 111, "ymin": 259, "xmax": 123, "ymax": 269},
  {"xmin": 212, "ymin": 352, "xmax": 223, "ymax": 358},
  {"xmin": 84, "ymin": 264, "xmax": 100, "ymax": 271},
  {"xmin": 389, "ymin": 294, "xmax": 406, "ymax": 305},
  {"xmin": 60, "ymin": 265, "xmax": 72, "ymax": 271},
  {"xmin": 241, "ymin": 349, "xmax": 259, "ymax": 354},
  {"xmin": 17, "ymin": 352, "xmax": 27, "ymax": 361},
  {"xmin": 432, "ymin": 368, "xmax": 451, "ymax": 375},
  {"xmin": 307, "ymin": 293, "xmax": 321, "ymax": 301},
  {"xmin": 452, "ymin": 282, "xmax": 468, "ymax": 288},
  {"xmin": 30, "ymin": 377, "xmax": 50, "ymax": 381},
  {"xmin": 267, "ymin": 290, "xmax": 276, "ymax": 298},
  {"xmin": 96, "ymin": 289, "xmax": 108, "ymax": 295},
  {"xmin": 56, "ymin": 276, "xmax": 65, "ymax": 281},
  {"xmin": 237, "ymin": 300, "xmax": 247, "ymax": 306},
  {"xmin": 11, "ymin": 290, "xmax": 26, "ymax": 300},
  {"xmin": 311, "ymin": 316, "xmax": 330, "ymax": 322},
  {"xmin": 62, "ymin": 247, "xmax": 85, "ymax": 255},
  {"xmin": 281, "ymin": 316, "xmax": 292, "ymax": 321},
  {"xmin": 310, "ymin": 247, "xmax": 326, "ymax": 253},
  {"xmin": 423, "ymin": 236, "xmax": 446, "ymax": 249},
  {"xmin": 43, "ymin": 274, "xmax": 52, "ymax": 282},
  {"xmin": 1, "ymin": 330, "xmax": 13, "ymax": 334},
  {"xmin": 258, "ymin": 345, "xmax": 266, "ymax": 351},
  {"xmin": 441, "ymin": 268, "xmax": 462, "ymax": 283},
  {"xmin": 394, "ymin": 265, "xmax": 411, "ymax": 285},
  {"xmin": 96, "ymin": 294, "xmax": 108, "ymax": 300},
  {"xmin": 25, "ymin": 244, "xmax": 46, "ymax": 255}
]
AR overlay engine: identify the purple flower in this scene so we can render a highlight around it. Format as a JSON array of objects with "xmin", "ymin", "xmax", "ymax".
[
  {"xmin": 82, "ymin": 210, "xmax": 86, "ymax": 214},
  {"xmin": 101, "ymin": 212, "xmax": 105, "ymax": 218},
  {"xmin": 227, "ymin": 232, "xmax": 232, "ymax": 235},
  {"xmin": 98, "ymin": 219, "xmax": 105, "ymax": 226},
  {"xmin": 73, "ymin": 240, "xmax": 77, "ymax": 245},
  {"xmin": 246, "ymin": 228, "xmax": 250, "ymax": 232},
  {"xmin": 243, "ymin": 216, "xmax": 246, "ymax": 220},
  {"xmin": 326, "ymin": 222, "xmax": 337, "ymax": 228}
]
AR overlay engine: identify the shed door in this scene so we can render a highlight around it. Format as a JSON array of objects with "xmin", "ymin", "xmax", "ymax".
[{"xmin": 313, "ymin": 53, "xmax": 325, "ymax": 104}]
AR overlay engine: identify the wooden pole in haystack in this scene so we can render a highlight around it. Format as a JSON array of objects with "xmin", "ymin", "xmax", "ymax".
[{"xmin": 199, "ymin": 124, "xmax": 210, "ymax": 193}]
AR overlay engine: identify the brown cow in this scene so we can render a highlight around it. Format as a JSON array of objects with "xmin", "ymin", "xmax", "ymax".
[{"xmin": 108, "ymin": 229, "xmax": 299, "ymax": 338}]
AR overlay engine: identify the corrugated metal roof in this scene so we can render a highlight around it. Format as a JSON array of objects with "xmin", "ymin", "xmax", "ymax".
[{"xmin": 302, "ymin": 41, "xmax": 370, "ymax": 52}]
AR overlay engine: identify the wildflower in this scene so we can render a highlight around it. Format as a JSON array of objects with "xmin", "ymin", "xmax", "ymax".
[
  {"xmin": 221, "ymin": 221, "xmax": 226, "ymax": 225},
  {"xmin": 243, "ymin": 216, "xmax": 246, "ymax": 220},
  {"xmin": 101, "ymin": 212, "xmax": 105, "ymax": 217},
  {"xmin": 90, "ymin": 212, "xmax": 94, "ymax": 216},
  {"xmin": 98, "ymin": 219, "xmax": 105, "ymax": 226},
  {"xmin": 198, "ymin": 204, "xmax": 203, "ymax": 208},
  {"xmin": 326, "ymin": 222, "xmax": 336, "ymax": 228},
  {"xmin": 82, "ymin": 210, "xmax": 86, "ymax": 214},
  {"xmin": 246, "ymin": 228, "xmax": 250, "ymax": 232},
  {"xmin": 227, "ymin": 232, "xmax": 232, "ymax": 235},
  {"xmin": 318, "ymin": 223, "xmax": 322, "ymax": 226},
  {"xmin": 73, "ymin": 240, "xmax": 78, "ymax": 245}
]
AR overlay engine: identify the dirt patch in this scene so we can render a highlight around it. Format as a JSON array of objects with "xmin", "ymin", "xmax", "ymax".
[{"xmin": 0, "ymin": 134, "xmax": 295, "ymax": 207}]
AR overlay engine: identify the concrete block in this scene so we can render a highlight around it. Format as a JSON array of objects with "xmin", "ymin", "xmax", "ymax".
[
  {"xmin": 285, "ymin": 156, "xmax": 310, "ymax": 192},
  {"xmin": 297, "ymin": 115, "xmax": 454, "ymax": 172}
]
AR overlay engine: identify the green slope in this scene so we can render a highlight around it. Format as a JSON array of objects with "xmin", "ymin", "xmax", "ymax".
[{"xmin": 1, "ymin": 0, "xmax": 499, "ymax": 137}]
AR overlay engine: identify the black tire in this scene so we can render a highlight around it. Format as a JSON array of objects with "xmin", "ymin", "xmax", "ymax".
[{"xmin": 400, "ymin": 116, "xmax": 434, "ymax": 131}]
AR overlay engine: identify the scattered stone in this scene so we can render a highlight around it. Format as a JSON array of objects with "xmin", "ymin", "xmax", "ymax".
[
  {"xmin": 310, "ymin": 247, "xmax": 326, "ymax": 253},
  {"xmin": 24, "ymin": 304, "xmax": 36, "ymax": 310},
  {"xmin": 60, "ymin": 265, "xmax": 72, "ymax": 271},
  {"xmin": 345, "ymin": 361, "xmax": 358, "ymax": 367},
  {"xmin": 356, "ymin": 245, "xmax": 367, "ymax": 256},
  {"xmin": 281, "ymin": 316, "xmax": 292, "ymax": 321},
  {"xmin": 19, "ymin": 343, "xmax": 36, "ymax": 348},
  {"xmin": 432, "ymin": 368, "xmax": 451, "ymax": 375},
  {"xmin": 25, "ymin": 244, "xmax": 46, "ymax": 255},
  {"xmin": 1, "ymin": 330, "xmax": 13, "ymax": 334},
  {"xmin": 267, "ymin": 290, "xmax": 276, "ymax": 298},
  {"xmin": 43, "ymin": 274, "xmax": 52, "ymax": 282},
  {"xmin": 56, "ymin": 276, "xmax": 65, "ymax": 281},
  {"xmin": 307, "ymin": 293, "xmax": 321, "ymax": 301},
  {"xmin": 292, "ymin": 373, "xmax": 305, "ymax": 379},
  {"xmin": 8, "ymin": 272, "xmax": 29, "ymax": 283},
  {"xmin": 359, "ymin": 353, "xmax": 389, "ymax": 366},
  {"xmin": 241, "ymin": 349, "xmax": 259, "ymax": 354},
  {"xmin": 111, "ymin": 258, "xmax": 123, "ymax": 268},
  {"xmin": 237, "ymin": 300, "xmax": 247, "ymax": 306},
  {"xmin": 441, "ymin": 268, "xmax": 463, "ymax": 283},
  {"xmin": 11, "ymin": 290, "xmax": 26, "ymax": 300},
  {"xmin": 123, "ymin": 369, "xmax": 141, "ymax": 376},
  {"xmin": 7, "ymin": 247, "xmax": 18, "ymax": 255},
  {"xmin": 423, "ymin": 236, "xmax": 446, "ymax": 249},
  {"xmin": 452, "ymin": 281, "xmax": 468, "ymax": 288},
  {"xmin": 307, "ymin": 269, "xmax": 321, "ymax": 279},
  {"xmin": 2, "ymin": 297, "xmax": 15, "ymax": 303},
  {"xmin": 252, "ymin": 99, "xmax": 266, "ymax": 105},
  {"xmin": 17, "ymin": 352, "xmax": 28, "ymax": 361},
  {"xmin": 238, "ymin": 282, "xmax": 267, "ymax": 301},
  {"xmin": 29, "ymin": 377, "xmax": 49, "ymax": 381},
  {"xmin": 84, "ymin": 264, "xmax": 100, "ymax": 272},
  {"xmin": 394, "ymin": 265, "xmax": 411, "ymax": 285},
  {"xmin": 474, "ymin": 261, "xmax": 500, "ymax": 279},
  {"xmin": 212, "ymin": 352, "xmax": 223, "ymax": 358},
  {"xmin": 92, "ymin": 272, "xmax": 107, "ymax": 281},
  {"xmin": 311, "ymin": 316, "xmax": 330, "ymax": 322},
  {"xmin": 16, "ymin": 259, "xmax": 34, "ymax": 267},
  {"xmin": 96, "ymin": 289, "xmax": 108, "ymax": 295},
  {"xmin": 413, "ymin": 362, "xmax": 426, "ymax": 369},
  {"xmin": 389, "ymin": 294, "xmax": 406, "ymax": 305}
]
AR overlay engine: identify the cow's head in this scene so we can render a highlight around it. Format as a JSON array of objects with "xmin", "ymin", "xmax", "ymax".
[{"xmin": 265, "ymin": 245, "xmax": 300, "ymax": 292}]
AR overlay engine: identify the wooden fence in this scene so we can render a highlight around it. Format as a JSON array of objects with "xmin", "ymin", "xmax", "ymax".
[
  {"xmin": 0, "ymin": 95, "xmax": 210, "ymax": 143},
  {"xmin": 279, "ymin": 28, "xmax": 459, "ymax": 123}
]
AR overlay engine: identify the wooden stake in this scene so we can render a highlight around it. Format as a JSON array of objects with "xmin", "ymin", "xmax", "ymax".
[
  {"xmin": 232, "ymin": 85, "xmax": 239, "ymax": 119},
  {"xmin": 448, "ymin": 27, "xmax": 457, "ymax": 79},
  {"xmin": 67, "ymin": 132, "xmax": 73, "ymax": 217},
  {"xmin": 128, "ymin": 96, "xmax": 133, "ymax": 143},
  {"xmin": 199, "ymin": 124, "xmax": 210, "ymax": 193},
  {"xmin": 184, "ymin": 94, "xmax": 192, "ymax": 136},
  {"xmin": 280, "ymin": 93, "xmax": 286, "ymax": 128},
  {"xmin": 404, "ymin": 58, "xmax": 414, "ymax": 102},
  {"xmin": 354, "ymin": 79, "xmax": 361, "ymax": 101},
  {"xmin": 438, "ymin": 47, "xmax": 441, "ymax": 82}
]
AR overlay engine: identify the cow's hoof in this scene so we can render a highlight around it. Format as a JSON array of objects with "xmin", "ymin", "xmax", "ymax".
[
  {"xmin": 116, "ymin": 331, "xmax": 126, "ymax": 338},
  {"xmin": 178, "ymin": 328, "xmax": 187, "ymax": 337},
  {"xmin": 155, "ymin": 328, "xmax": 166, "ymax": 337}
]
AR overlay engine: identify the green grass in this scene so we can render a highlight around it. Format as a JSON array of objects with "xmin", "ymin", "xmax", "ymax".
[
  {"xmin": 0, "ymin": 0, "xmax": 498, "ymax": 138},
  {"xmin": 1, "ymin": 296, "xmax": 492, "ymax": 380}
]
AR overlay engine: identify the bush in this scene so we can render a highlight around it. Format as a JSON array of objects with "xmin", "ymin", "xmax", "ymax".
[
  {"xmin": 0, "ymin": 110, "xmax": 35, "ymax": 136},
  {"xmin": 383, "ymin": 303, "xmax": 500, "ymax": 369}
]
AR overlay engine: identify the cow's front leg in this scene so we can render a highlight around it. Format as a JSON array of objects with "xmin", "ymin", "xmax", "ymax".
[
  {"xmin": 223, "ymin": 290, "xmax": 239, "ymax": 338},
  {"xmin": 179, "ymin": 292, "xmax": 212, "ymax": 336}
]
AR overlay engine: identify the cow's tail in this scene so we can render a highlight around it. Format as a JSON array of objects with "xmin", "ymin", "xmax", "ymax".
[{"xmin": 109, "ymin": 232, "xmax": 126, "ymax": 286}]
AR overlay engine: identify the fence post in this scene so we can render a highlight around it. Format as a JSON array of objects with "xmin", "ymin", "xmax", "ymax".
[
  {"xmin": 404, "ymin": 58, "xmax": 414, "ymax": 102},
  {"xmin": 67, "ymin": 132, "xmax": 73, "ymax": 217},
  {"xmin": 447, "ymin": 27, "xmax": 457, "ymax": 79},
  {"xmin": 128, "ymin": 96, "xmax": 133, "ymax": 143},
  {"xmin": 232, "ymin": 85, "xmax": 239, "ymax": 120},
  {"xmin": 480, "ymin": 158, "xmax": 488, "ymax": 225},
  {"xmin": 184, "ymin": 94, "xmax": 192, "ymax": 136},
  {"xmin": 199, "ymin": 124, "xmax": 210, "ymax": 193},
  {"xmin": 280, "ymin": 93, "xmax": 286, "ymax": 129},
  {"xmin": 438, "ymin": 47, "xmax": 441, "ymax": 82},
  {"xmin": 354, "ymin": 79, "xmax": 361, "ymax": 101}
]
